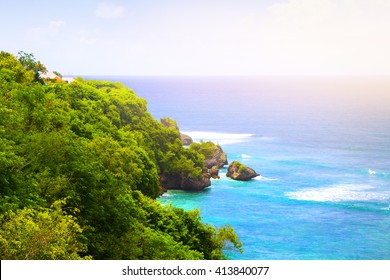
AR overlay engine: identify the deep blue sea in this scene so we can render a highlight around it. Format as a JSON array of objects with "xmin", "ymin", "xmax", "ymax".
[{"xmin": 90, "ymin": 76, "xmax": 390, "ymax": 260}]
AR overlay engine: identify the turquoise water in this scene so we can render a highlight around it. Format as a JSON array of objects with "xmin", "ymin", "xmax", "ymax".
[{"xmin": 98, "ymin": 76, "xmax": 390, "ymax": 259}]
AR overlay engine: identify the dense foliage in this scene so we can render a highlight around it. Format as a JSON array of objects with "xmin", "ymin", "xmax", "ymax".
[
  {"xmin": 0, "ymin": 51, "xmax": 242, "ymax": 259},
  {"xmin": 189, "ymin": 141, "xmax": 221, "ymax": 159}
]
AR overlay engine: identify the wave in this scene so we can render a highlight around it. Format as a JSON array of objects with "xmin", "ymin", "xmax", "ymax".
[
  {"xmin": 254, "ymin": 175, "xmax": 278, "ymax": 181},
  {"xmin": 357, "ymin": 168, "xmax": 390, "ymax": 178},
  {"xmin": 241, "ymin": 153, "xmax": 252, "ymax": 159},
  {"xmin": 286, "ymin": 184, "xmax": 390, "ymax": 202},
  {"xmin": 368, "ymin": 168, "xmax": 377, "ymax": 175},
  {"xmin": 182, "ymin": 131, "xmax": 254, "ymax": 145}
]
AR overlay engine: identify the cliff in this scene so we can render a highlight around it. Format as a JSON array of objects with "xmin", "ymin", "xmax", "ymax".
[
  {"xmin": 160, "ymin": 170, "xmax": 211, "ymax": 191},
  {"xmin": 0, "ymin": 51, "xmax": 245, "ymax": 260}
]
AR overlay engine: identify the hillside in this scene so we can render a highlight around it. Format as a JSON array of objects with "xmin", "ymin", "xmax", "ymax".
[{"xmin": 0, "ymin": 51, "xmax": 242, "ymax": 259}]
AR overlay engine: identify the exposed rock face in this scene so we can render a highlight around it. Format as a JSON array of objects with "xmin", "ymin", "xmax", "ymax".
[
  {"xmin": 159, "ymin": 173, "xmax": 182, "ymax": 190},
  {"xmin": 203, "ymin": 145, "xmax": 228, "ymax": 169},
  {"xmin": 180, "ymin": 133, "xmax": 193, "ymax": 146},
  {"xmin": 209, "ymin": 166, "xmax": 220, "ymax": 179},
  {"xmin": 160, "ymin": 171, "xmax": 211, "ymax": 191},
  {"xmin": 226, "ymin": 161, "xmax": 259, "ymax": 181},
  {"xmin": 182, "ymin": 172, "xmax": 211, "ymax": 191}
]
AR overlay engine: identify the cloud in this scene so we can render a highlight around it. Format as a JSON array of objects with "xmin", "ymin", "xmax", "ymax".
[
  {"xmin": 28, "ymin": 20, "xmax": 67, "ymax": 45},
  {"xmin": 30, "ymin": 20, "xmax": 66, "ymax": 35},
  {"xmin": 95, "ymin": 2, "xmax": 125, "ymax": 19}
]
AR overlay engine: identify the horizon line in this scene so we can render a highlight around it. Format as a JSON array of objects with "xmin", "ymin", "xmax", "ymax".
[{"xmin": 64, "ymin": 73, "xmax": 390, "ymax": 78}]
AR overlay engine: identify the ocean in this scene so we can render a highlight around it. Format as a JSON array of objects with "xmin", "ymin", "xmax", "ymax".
[{"xmin": 93, "ymin": 76, "xmax": 390, "ymax": 260}]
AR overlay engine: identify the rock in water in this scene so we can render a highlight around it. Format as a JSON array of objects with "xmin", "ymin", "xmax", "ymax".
[
  {"xmin": 160, "ymin": 171, "xmax": 211, "ymax": 191},
  {"xmin": 182, "ymin": 172, "xmax": 211, "ymax": 191},
  {"xmin": 203, "ymin": 144, "xmax": 228, "ymax": 169},
  {"xmin": 180, "ymin": 133, "xmax": 193, "ymax": 146},
  {"xmin": 209, "ymin": 165, "xmax": 220, "ymax": 179},
  {"xmin": 226, "ymin": 161, "xmax": 259, "ymax": 181}
]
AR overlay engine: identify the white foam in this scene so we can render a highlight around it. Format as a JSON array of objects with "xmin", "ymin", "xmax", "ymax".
[
  {"xmin": 218, "ymin": 172, "xmax": 228, "ymax": 179},
  {"xmin": 241, "ymin": 153, "xmax": 252, "ymax": 159},
  {"xmin": 255, "ymin": 175, "xmax": 278, "ymax": 181},
  {"xmin": 183, "ymin": 131, "xmax": 254, "ymax": 145},
  {"xmin": 286, "ymin": 184, "xmax": 389, "ymax": 202},
  {"xmin": 368, "ymin": 168, "xmax": 377, "ymax": 175}
]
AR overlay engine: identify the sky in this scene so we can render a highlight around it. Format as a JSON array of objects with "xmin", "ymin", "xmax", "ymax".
[{"xmin": 1, "ymin": 0, "xmax": 390, "ymax": 76}]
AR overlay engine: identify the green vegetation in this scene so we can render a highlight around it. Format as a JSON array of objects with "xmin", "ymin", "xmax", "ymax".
[
  {"xmin": 189, "ymin": 141, "xmax": 220, "ymax": 159},
  {"xmin": 0, "ymin": 51, "xmax": 242, "ymax": 259},
  {"xmin": 160, "ymin": 117, "xmax": 179, "ymax": 130},
  {"xmin": 234, "ymin": 161, "xmax": 247, "ymax": 172}
]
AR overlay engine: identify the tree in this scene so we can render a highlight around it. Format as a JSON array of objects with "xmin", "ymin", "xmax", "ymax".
[
  {"xmin": 0, "ymin": 51, "xmax": 35, "ymax": 83},
  {"xmin": 0, "ymin": 200, "xmax": 90, "ymax": 260},
  {"xmin": 17, "ymin": 51, "xmax": 46, "ymax": 83}
]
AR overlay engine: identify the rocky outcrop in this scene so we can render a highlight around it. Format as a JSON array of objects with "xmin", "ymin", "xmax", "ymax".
[
  {"xmin": 159, "ymin": 173, "xmax": 182, "ymax": 191},
  {"xmin": 226, "ymin": 161, "xmax": 259, "ymax": 181},
  {"xmin": 182, "ymin": 172, "xmax": 211, "ymax": 191},
  {"xmin": 189, "ymin": 141, "xmax": 227, "ymax": 180},
  {"xmin": 203, "ymin": 145, "xmax": 228, "ymax": 169},
  {"xmin": 180, "ymin": 133, "xmax": 193, "ymax": 146},
  {"xmin": 160, "ymin": 171, "xmax": 211, "ymax": 191},
  {"xmin": 209, "ymin": 166, "xmax": 220, "ymax": 179}
]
